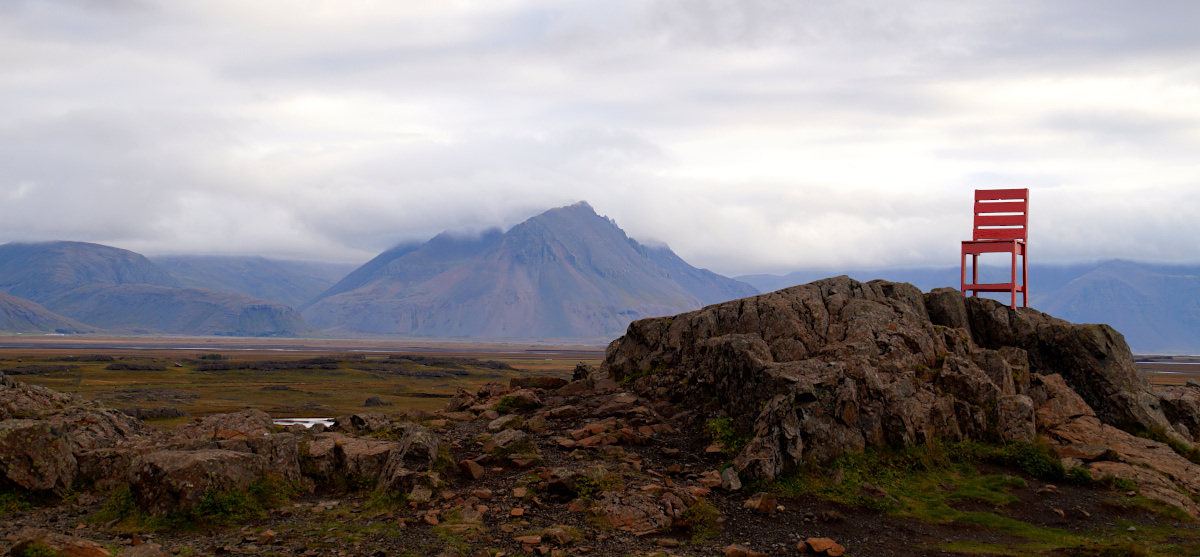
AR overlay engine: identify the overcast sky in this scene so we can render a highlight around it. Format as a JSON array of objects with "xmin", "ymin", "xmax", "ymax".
[{"xmin": 2, "ymin": 0, "xmax": 1199, "ymax": 276}]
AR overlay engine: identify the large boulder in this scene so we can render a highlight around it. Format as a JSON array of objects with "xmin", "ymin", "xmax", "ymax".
[
  {"xmin": 0, "ymin": 374, "xmax": 84, "ymax": 419},
  {"xmin": 378, "ymin": 423, "xmax": 442, "ymax": 493},
  {"xmin": 300, "ymin": 432, "xmax": 403, "ymax": 487},
  {"xmin": 1157, "ymin": 383, "xmax": 1200, "ymax": 441},
  {"xmin": 216, "ymin": 433, "xmax": 303, "ymax": 482},
  {"xmin": 602, "ymin": 277, "xmax": 1178, "ymax": 481},
  {"xmin": 45, "ymin": 407, "xmax": 151, "ymax": 452},
  {"xmin": 75, "ymin": 447, "xmax": 148, "ymax": 491},
  {"xmin": 962, "ymin": 296, "xmax": 1168, "ymax": 433},
  {"xmin": 605, "ymin": 278, "xmax": 1036, "ymax": 478},
  {"xmin": 0, "ymin": 419, "xmax": 77, "ymax": 493},
  {"xmin": 130, "ymin": 449, "xmax": 267, "ymax": 515},
  {"xmin": 171, "ymin": 409, "xmax": 274, "ymax": 441}
]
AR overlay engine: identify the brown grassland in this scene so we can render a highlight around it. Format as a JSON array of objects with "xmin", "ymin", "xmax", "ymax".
[{"xmin": 0, "ymin": 335, "xmax": 604, "ymax": 420}]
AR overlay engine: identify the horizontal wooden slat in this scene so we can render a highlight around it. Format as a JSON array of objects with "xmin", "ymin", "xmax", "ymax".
[
  {"xmin": 974, "ymin": 228, "xmax": 1027, "ymax": 241},
  {"xmin": 963, "ymin": 283, "xmax": 1026, "ymax": 292},
  {"xmin": 975, "ymin": 188, "xmax": 1028, "ymax": 201},
  {"xmin": 975, "ymin": 200, "xmax": 1027, "ymax": 214},
  {"xmin": 975, "ymin": 214, "xmax": 1027, "ymax": 227}
]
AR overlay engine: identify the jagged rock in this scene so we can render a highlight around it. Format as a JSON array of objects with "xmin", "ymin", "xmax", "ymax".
[
  {"xmin": 963, "ymin": 296, "xmax": 1168, "ymax": 432},
  {"xmin": 1044, "ymin": 414, "xmax": 1200, "ymax": 516},
  {"xmin": 503, "ymin": 389, "xmax": 543, "ymax": 410},
  {"xmin": 332, "ymin": 412, "xmax": 390, "ymax": 434},
  {"xmin": 444, "ymin": 388, "xmax": 477, "ymax": 412},
  {"xmin": 1158, "ymin": 385, "xmax": 1200, "ymax": 441},
  {"xmin": 721, "ymin": 467, "xmax": 742, "ymax": 491},
  {"xmin": 488, "ymin": 414, "xmax": 521, "ymax": 431},
  {"xmin": 925, "ymin": 287, "xmax": 972, "ymax": 338},
  {"xmin": 802, "ymin": 537, "xmax": 846, "ymax": 556},
  {"xmin": 557, "ymin": 380, "xmax": 592, "ymax": 396},
  {"xmin": 172, "ymin": 409, "xmax": 273, "ymax": 441},
  {"xmin": 335, "ymin": 435, "xmax": 400, "ymax": 481},
  {"xmin": 46, "ymin": 407, "xmax": 151, "ymax": 452},
  {"xmin": 743, "ymin": 492, "xmax": 776, "ymax": 514},
  {"xmin": 130, "ymin": 449, "xmax": 267, "ymax": 515},
  {"xmin": 0, "ymin": 419, "xmax": 77, "ymax": 493},
  {"xmin": 379, "ymin": 424, "xmax": 442, "ymax": 493},
  {"xmin": 996, "ymin": 395, "xmax": 1035, "ymax": 442},
  {"xmin": 216, "ymin": 432, "xmax": 303, "ymax": 481},
  {"xmin": 490, "ymin": 428, "xmax": 529, "ymax": 449},
  {"xmin": 1030, "ymin": 373, "xmax": 1096, "ymax": 430},
  {"xmin": 459, "ymin": 459, "xmax": 485, "ymax": 479},
  {"xmin": 0, "ymin": 374, "xmax": 83, "ymax": 420},
  {"xmin": 592, "ymin": 490, "xmax": 688, "ymax": 534},
  {"xmin": 602, "ymin": 276, "xmax": 1177, "ymax": 492},
  {"xmin": 477, "ymin": 382, "xmax": 510, "ymax": 399},
  {"xmin": 10, "ymin": 527, "xmax": 111, "ymax": 557},
  {"xmin": 510, "ymin": 376, "xmax": 569, "ymax": 390},
  {"xmin": 75, "ymin": 447, "xmax": 148, "ymax": 490}
]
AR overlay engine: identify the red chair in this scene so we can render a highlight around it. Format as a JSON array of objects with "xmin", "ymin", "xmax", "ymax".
[{"xmin": 961, "ymin": 188, "xmax": 1028, "ymax": 309}]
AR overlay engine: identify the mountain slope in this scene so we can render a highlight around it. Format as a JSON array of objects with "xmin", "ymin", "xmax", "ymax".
[
  {"xmin": 1039, "ymin": 261, "xmax": 1200, "ymax": 354},
  {"xmin": 303, "ymin": 202, "xmax": 757, "ymax": 338},
  {"xmin": 46, "ymin": 284, "xmax": 312, "ymax": 336},
  {"xmin": 636, "ymin": 243, "xmax": 758, "ymax": 306},
  {"xmin": 0, "ymin": 241, "xmax": 180, "ymax": 304},
  {"xmin": 0, "ymin": 242, "xmax": 312, "ymax": 336},
  {"xmin": 152, "ymin": 255, "xmax": 358, "ymax": 308},
  {"xmin": 302, "ymin": 230, "xmax": 503, "ymax": 310},
  {"xmin": 0, "ymin": 292, "xmax": 95, "ymax": 334}
]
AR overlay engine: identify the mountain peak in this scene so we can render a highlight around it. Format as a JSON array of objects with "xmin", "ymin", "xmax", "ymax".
[{"xmin": 302, "ymin": 203, "xmax": 758, "ymax": 338}]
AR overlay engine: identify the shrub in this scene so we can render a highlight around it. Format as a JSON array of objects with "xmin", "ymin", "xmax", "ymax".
[
  {"xmin": 677, "ymin": 498, "xmax": 721, "ymax": 541},
  {"xmin": 704, "ymin": 417, "xmax": 749, "ymax": 456}
]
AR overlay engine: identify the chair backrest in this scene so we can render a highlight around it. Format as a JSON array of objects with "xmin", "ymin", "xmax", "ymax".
[{"xmin": 973, "ymin": 188, "xmax": 1028, "ymax": 241}]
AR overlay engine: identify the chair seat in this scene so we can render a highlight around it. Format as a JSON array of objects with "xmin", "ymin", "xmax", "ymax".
[
  {"xmin": 963, "ymin": 283, "xmax": 1026, "ymax": 293},
  {"xmin": 962, "ymin": 239, "xmax": 1026, "ymax": 255}
]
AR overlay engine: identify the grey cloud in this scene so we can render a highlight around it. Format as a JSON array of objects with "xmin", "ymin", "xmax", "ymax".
[{"xmin": 1, "ymin": 0, "xmax": 1199, "ymax": 276}]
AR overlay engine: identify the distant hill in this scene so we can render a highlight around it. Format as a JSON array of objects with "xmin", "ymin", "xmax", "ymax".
[
  {"xmin": 0, "ymin": 292, "xmax": 95, "ymax": 334},
  {"xmin": 0, "ymin": 241, "xmax": 179, "ymax": 304},
  {"xmin": 303, "ymin": 202, "xmax": 759, "ymax": 338},
  {"xmin": 46, "ymin": 284, "xmax": 312, "ymax": 336},
  {"xmin": 0, "ymin": 242, "xmax": 312, "ymax": 337},
  {"xmin": 738, "ymin": 260, "xmax": 1200, "ymax": 354},
  {"xmin": 152, "ymin": 255, "xmax": 358, "ymax": 308}
]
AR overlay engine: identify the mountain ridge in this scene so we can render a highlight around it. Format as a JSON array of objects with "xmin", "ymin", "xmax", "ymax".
[
  {"xmin": 302, "ymin": 202, "xmax": 759, "ymax": 338},
  {"xmin": 0, "ymin": 242, "xmax": 312, "ymax": 337}
]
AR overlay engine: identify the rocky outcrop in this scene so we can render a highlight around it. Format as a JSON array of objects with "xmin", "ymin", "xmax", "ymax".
[
  {"xmin": 954, "ymin": 290, "xmax": 1168, "ymax": 433},
  {"xmin": 0, "ymin": 373, "xmax": 82, "ymax": 419},
  {"xmin": 1157, "ymin": 383, "xmax": 1200, "ymax": 441},
  {"xmin": 130, "ymin": 449, "xmax": 268, "ymax": 515},
  {"xmin": 0, "ymin": 376, "xmax": 153, "ymax": 494},
  {"xmin": 171, "ymin": 409, "xmax": 273, "ymax": 441},
  {"xmin": 602, "ymin": 276, "xmax": 1200, "ymax": 515},
  {"xmin": 0, "ymin": 419, "xmax": 77, "ymax": 493}
]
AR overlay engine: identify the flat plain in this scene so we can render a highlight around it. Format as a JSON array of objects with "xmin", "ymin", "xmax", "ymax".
[{"xmin": 0, "ymin": 335, "xmax": 605, "ymax": 419}]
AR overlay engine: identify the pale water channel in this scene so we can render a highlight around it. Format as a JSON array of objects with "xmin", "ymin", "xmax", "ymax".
[{"xmin": 273, "ymin": 417, "xmax": 334, "ymax": 428}]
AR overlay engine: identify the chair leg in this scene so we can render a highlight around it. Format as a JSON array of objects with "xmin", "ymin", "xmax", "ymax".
[
  {"xmin": 961, "ymin": 252, "xmax": 966, "ymax": 297},
  {"xmin": 1010, "ymin": 247, "xmax": 1017, "ymax": 310},
  {"xmin": 1022, "ymin": 245, "xmax": 1029, "ymax": 308},
  {"xmin": 972, "ymin": 254, "xmax": 979, "ymax": 297}
]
